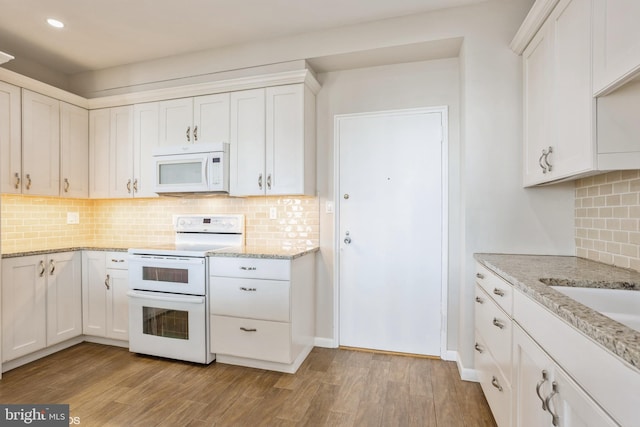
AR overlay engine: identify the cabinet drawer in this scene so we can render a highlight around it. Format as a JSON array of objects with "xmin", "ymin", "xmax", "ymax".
[
  {"xmin": 476, "ymin": 331, "xmax": 512, "ymax": 427},
  {"xmin": 475, "ymin": 285, "xmax": 512, "ymax": 384},
  {"xmin": 210, "ymin": 257, "xmax": 290, "ymax": 280},
  {"xmin": 210, "ymin": 315, "xmax": 292, "ymax": 363},
  {"xmin": 210, "ymin": 277, "xmax": 290, "ymax": 321},
  {"xmin": 106, "ymin": 252, "xmax": 128, "ymax": 270},
  {"xmin": 475, "ymin": 263, "xmax": 513, "ymax": 315}
]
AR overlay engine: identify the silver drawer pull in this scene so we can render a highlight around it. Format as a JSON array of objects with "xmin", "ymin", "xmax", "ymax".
[
  {"xmin": 240, "ymin": 287, "xmax": 257, "ymax": 292},
  {"xmin": 111, "ymin": 259, "xmax": 125, "ymax": 263},
  {"xmin": 536, "ymin": 370, "xmax": 549, "ymax": 410},
  {"xmin": 493, "ymin": 288, "xmax": 505, "ymax": 297},
  {"xmin": 545, "ymin": 381, "xmax": 560, "ymax": 426},
  {"xmin": 474, "ymin": 343, "xmax": 483, "ymax": 353},
  {"xmin": 491, "ymin": 376, "xmax": 503, "ymax": 392},
  {"xmin": 240, "ymin": 327, "xmax": 257, "ymax": 332},
  {"xmin": 475, "ymin": 296, "xmax": 484, "ymax": 304},
  {"xmin": 492, "ymin": 318, "xmax": 505, "ymax": 329},
  {"xmin": 240, "ymin": 266, "xmax": 257, "ymax": 271},
  {"xmin": 476, "ymin": 272, "xmax": 484, "ymax": 279}
]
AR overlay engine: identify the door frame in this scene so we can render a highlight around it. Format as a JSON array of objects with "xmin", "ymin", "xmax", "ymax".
[{"xmin": 332, "ymin": 106, "xmax": 449, "ymax": 359}]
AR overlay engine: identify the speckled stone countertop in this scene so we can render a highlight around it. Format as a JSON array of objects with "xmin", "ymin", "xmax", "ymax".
[
  {"xmin": 207, "ymin": 246, "xmax": 319, "ymax": 260},
  {"xmin": 2, "ymin": 246, "xmax": 319, "ymax": 260},
  {"xmin": 475, "ymin": 254, "xmax": 640, "ymax": 371}
]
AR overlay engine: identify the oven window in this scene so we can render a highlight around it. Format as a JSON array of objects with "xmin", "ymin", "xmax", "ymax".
[
  {"xmin": 142, "ymin": 266, "xmax": 188, "ymax": 284},
  {"xmin": 142, "ymin": 307, "xmax": 189, "ymax": 340}
]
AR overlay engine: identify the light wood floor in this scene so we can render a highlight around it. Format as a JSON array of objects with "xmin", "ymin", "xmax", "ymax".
[{"xmin": 0, "ymin": 343, "xmax": 496, "ymax": 427}]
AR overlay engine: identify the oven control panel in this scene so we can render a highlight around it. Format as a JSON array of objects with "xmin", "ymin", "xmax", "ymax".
[{"xmin": 174, "ymin": 214, "xmax": 245, "ymax": 234}]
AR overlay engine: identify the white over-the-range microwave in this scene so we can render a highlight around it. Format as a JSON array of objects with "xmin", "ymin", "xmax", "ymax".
[{"xmin": 152, "ymin": 142, "xmax": 229, "ymax": 195}]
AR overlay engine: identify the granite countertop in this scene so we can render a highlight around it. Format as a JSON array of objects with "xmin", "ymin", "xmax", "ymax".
[
  {"xmin": 2, "ymin": 245, "xmax": 319, "ymax": 260},
  {"xmin": 475, "ymin": 253, "xmax": 640, "ymax": 371}
]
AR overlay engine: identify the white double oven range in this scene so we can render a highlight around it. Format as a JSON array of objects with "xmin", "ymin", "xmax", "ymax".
[{"xmin": 127, "ymin": 214, "xmax": 244, "ymax": 364}]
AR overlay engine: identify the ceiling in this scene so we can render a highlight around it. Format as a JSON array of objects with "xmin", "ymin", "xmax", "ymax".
[{"xmin": 0, "ymin": 0, "xmax": 485, "ymax": 77}]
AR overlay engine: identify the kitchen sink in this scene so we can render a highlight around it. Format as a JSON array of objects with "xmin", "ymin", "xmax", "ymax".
[{"xmin": 549, "ymin": 285, "xmax": 640, "ymax": 332}]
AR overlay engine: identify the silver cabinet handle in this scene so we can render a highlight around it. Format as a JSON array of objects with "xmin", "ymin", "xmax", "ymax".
[
  {"xmin": 267, "ymin": 174, "xmax": 272, "ymax": 190},
  {"xmin": 14, "ymin": 172, "xmax": 20, "ymax": 189},
  {"xmin": 536, "ymin": 370, "xmax": 549, "ymax": 410},
  {"xmin": 186, "ymin": 126, "xmax": 191, "ymax": 142},
  {"xmin": 133, "ymin": 178, "xmax": 138, "ymax": 193},
  {"xmin": 126, "ymin": 179, "xmax": 132, "ymax": 193},
  {"xmin": 258, "ymin": 173, "xmax": 263, "ymax": 190},
  {"xmin": 240, "ymin": 327, "xmax": 257, "ymax": 332},
  {"xmin": 545, "ymin": 381, "xmax": 559, "ymax": 426},
  {"xmin": 49, "ymin": 259, "xmax": 56, "ymax": 275},
  {"xmin": 491, "ymin": 376, "xmax": 503, "ymax": 392},
  {"xmin": 493, "ymin": 288, "xmax": 505, "ymax": 297},
  {"xmin": 105, "ymin": 274, "xmax": 110, "ymax": 290},
  {"xmin": 25, "ymin": 173, "xmax": 32, "ymax": 190},
  {"xmin": 474, "ymin": 343, "xmax": 483, "ymax": 353},
  {"xmin": 492, "ymin": 318, "xmax": 505, "ymax": 329},
  {"xmin": 475, "ymin": 272, "xmax": 484, "ymax": 279},
  {"xmin": 111, "ymin": 258, "xmax": 125, "ymax": 263},
  {"xmin": 38, "ymin": 260, "xmax": 46, "ymax": 277},
  {"xmin": 64, "ymin": 178, "xmax": 70, "ymax": 193},
  {"xmin": 240, "ymin": 287, "xmax": 257, "ymax": 292},
  {"xmin": 539, "ymin": 150, "xmax": 548, "ymax": 173},
  {"xmin": 543, "ymin": 146, "xmax": 553, "ymax": 172},
  {"xmin": 193, "ymin": 125, "xmax": 198, "ymax": 141},
  {"xmin": 240, "ymin": 266, "xmax": 257, "ymax": 271},
  {"xmin": 475, "ymin": 296, "xmax": 484, "ymax": 304}
]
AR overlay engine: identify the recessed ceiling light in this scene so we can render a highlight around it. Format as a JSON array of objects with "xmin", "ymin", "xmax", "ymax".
[{"xmin": 47, "ymin": 18, "xmax": 65, "ymax": 29}]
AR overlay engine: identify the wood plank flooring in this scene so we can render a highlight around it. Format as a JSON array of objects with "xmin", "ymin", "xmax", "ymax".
[{"xmin": 0, "ymin": 343, "xmax": 496, "ymax": 427}]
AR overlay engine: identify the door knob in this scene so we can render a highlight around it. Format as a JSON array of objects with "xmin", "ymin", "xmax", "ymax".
[{"xmin": 344, "ymin": 231, "xmax": 351, "ymax": 244}]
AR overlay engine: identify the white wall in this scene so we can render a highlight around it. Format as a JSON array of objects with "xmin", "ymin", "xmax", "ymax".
[
  {"xmin": 62, "ymin": 0, "xmax": 575, "ymax": 373},
  {"xmin": 315, "ymin": 58, "xmax": 461, "ymax": 346}
]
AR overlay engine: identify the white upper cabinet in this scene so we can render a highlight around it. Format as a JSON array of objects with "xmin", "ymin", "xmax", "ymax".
[
  {"xmin": 522, "ymin": 0, "xmax": 594, "ymax": 186},
  {"xmin": 22, "ymin": 89, "xmax": 61, "ymax": 196},
  {"xmin": 0, "ymin": 81, "xmax": 21, "ymax": 194},
  {"xmin": 159, "ymin": 93, "xmax": 230, "ymax": 146},
  {"xmin": 133, "ymin": 102, "xmax": 160, "ymax": 198},
  {"xmin": 88, "ymin": 108, "xmax": 111, "ymax": 198},
  {"xmin": 60, "ymin": 102, "xmax": 89, "ymax": 198},
  {"xmin": 230, "ymin": 84, "xmax": 316, "ymax": 197},
  {"xmin": 592, "ymin": 0, "xmax": 640, "ymax": 95}
]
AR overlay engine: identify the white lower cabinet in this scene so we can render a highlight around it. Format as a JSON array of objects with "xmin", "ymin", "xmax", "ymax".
[
  {"xmin": 513, "ymin": 325, "xmax": 617, "ymax": 427},
  {"xmin": 209, "ymin": 254, "xmax": 315, "ymax": 373},
  {"xmin": 82, "ymin": 251, "xmax": 129, "ymax": 341},
  {"xmin": 1, "ymin": 252, "xmax": 82, "ymax": 362}
]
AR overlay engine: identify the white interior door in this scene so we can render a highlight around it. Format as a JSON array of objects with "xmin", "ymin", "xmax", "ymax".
[{"xmin": 337, "ymin": 108, "xmax": 444, "ymax": 356}]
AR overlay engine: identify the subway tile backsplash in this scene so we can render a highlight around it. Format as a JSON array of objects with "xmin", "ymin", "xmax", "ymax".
[
  {"xmin": 575, "ymin": 171, "xmax": 640, "ymax": 271},
  {"xmin": 1, "ymin": 195, "xmax": 319, "ymax": 254}
]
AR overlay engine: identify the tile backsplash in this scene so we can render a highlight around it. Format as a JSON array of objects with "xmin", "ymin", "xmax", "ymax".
[
  {"xmin": 575, "ymin": 171, "xmax": 640, "ymax": 271},
  {"xmin": 1, "ymin": 195, "xmax": 319, "ymax": 254}
]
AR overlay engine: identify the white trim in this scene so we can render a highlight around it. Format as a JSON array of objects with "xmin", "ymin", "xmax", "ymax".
[
  {"xmin": 314, "ymin": 337, "xmax": 338, "ymax": 348},
  {"xmin": 455, "ymin": 351, "xmax": 480, "ymax": 382},
  {"xmin": 0, "ymin": 68, "xmax": 89, "ymax": 108},
  {"xmin": 510, "ymin": 0, "xmax": 561, "ymax": 55},
  {"xmin": 333, "ymin": 106, "xmax": 450, "ymax": 359},
  {"xmin": 1, "ymin": 336, "xmax": 84, "ymax": 373},
  {"xmin": 88, "ymin": 69, "xmax": 321, "ymax": 109},
  {"xmin": 82, "ymin": 336, "xmax": 129, "ymax": 348},
  {"xmin": 215, "ymin": 344, "xmax": 314, "ymax": 374}
]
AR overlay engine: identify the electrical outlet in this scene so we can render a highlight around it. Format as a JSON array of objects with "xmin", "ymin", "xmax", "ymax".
[
  {"xmin": 269, "ymin": 207, "xmax": 277, "ymax": 220},
  {"xmin": 325, "ymin": 201, "xmax": 334, "ymax": 214},
  {"xmin": 67, "ymin": 212, "xmax": 80, "ymax": 224}
]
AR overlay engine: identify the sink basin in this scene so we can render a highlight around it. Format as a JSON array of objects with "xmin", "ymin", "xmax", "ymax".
[{"xmin": 550, "ymin": 286, "xmax": 640, "ymax": 332}]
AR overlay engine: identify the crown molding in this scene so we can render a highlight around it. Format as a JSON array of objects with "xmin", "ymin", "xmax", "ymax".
[
  {"xmin": 510, "ymin": 0, "xmax": 560, "ymax": 55},
  {"xmin": 0, "ymin": 67, "xmax": 88, "ymax": 108}
]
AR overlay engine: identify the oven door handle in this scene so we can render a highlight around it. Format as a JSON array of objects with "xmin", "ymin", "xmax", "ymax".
[
  {"xmin": 128, "ymin": 255, "xmax": 205, "ymax": 266},
  {"xmin": 127, "ymin": 290, "xmax": 205, "ymax": 305}
]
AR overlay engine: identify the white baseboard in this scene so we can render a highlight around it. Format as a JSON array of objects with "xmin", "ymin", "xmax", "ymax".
[
  {"xmin": 441, "ymin": 349, "xmax": 457, "ymax": 361},
  {"xmin": 2, "ymin": 337, "xmax": 84, "ymax": 373},
  {"xmin": 83, "ymin": 336, "xmax": 129, "ymax": 348},
  {"xmin": 314, "ymin": 337, "xmax": 338, "ymax": 348},
  {"xmin": 455, "ymin": 351, "xmax": 479, "ymax": 382}
]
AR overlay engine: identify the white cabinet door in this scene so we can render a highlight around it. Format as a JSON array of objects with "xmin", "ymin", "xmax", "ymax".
[
  {"xmin": 159, "ymin": 98, "xmax": 193, "ymax": 146},
  {"xmin": 230, "ymin": 88, "xmax": 266, "ymax": 196},
  {"xmin": 266, "ymin": 84, "xmax": 306, "ymax": 195},
  {"xmin": 82, "ymin": 251, "xmax": 108, "ymax": 337},
  {"xmin": 193, "ymin": 93, "xmax": 230, "ymax": 144},
  {"xmin": 550, "ymin": 0, "xmax": 594, "ymax": 179},
  {"xmin": 593, "ymin": 0, "xmax": 640, "ymax": 95},
  {"xmin": 1, "ymin": 256, "xmax": 47, "ymax": 362},
  {"xmin": 0, "ymin": 81, "xmax": 21, "ymax": 194},
  {"xmin": 106, "ymin": 268, "xmax": 129, "ymax": 340},
  {"xmin": 60, "ymin": 102, "xmax": 89, "ymax": 198},
  {"xmin": 133, "ymin": 102, "xmax": 159, "ymax": 198},
  {"xmin": 46, "ymin": 252, "xmax": 82, "ymax": 346},
  {"xmin": 89, "ymin": 109, "xmax": 111, "ymax": 198},
  {"xmin": 22, "ymin": 89, "xmax": 60, "ymax": 196},
  {"xmin": 109, "ymin": 105, "xmax": 134, "ymax": 198}
]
